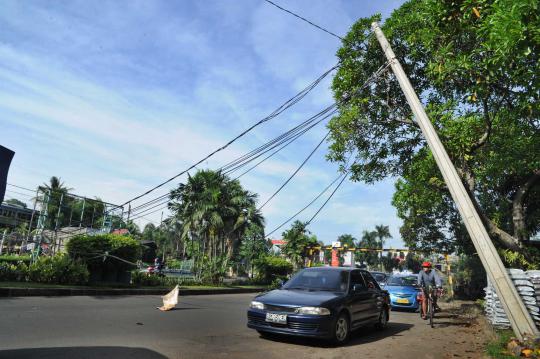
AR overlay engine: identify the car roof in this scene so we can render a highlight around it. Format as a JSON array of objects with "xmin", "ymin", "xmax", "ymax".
[{"xmin": 303, "ymin": 266, "xmax": 367, "ymax": 273}]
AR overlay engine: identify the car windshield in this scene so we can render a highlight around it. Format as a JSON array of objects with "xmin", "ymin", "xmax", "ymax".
[
  {"xmin": 387, "ymin": 275, "xmax": 418, "ymax": 287},
  {"xmin": 283, "ymin": 269, "xmax": 348, "ymax": 292},
  {"xmin": 372, "ymin": 273, "xmax": 387, "ymax": 282}
]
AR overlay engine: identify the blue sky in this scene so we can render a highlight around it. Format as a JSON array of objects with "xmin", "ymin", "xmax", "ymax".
[{"xmin": 0, "ymin": 0, "xmax": 407, "ymax": 247}]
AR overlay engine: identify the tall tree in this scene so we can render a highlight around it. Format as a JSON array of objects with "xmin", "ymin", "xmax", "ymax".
[
  {"xmin": 374, "ymin": 225, "xmax": 392, "ymax": 250},
  {"xmin": 337, "ymin": 234, "xmax": 356, "ymax": 248},
  {"xmin": 239, "ymin": 225, "xmax": 270, "ymax": 278},
  {"xmin": 327, "ymin": 0, "xmax": 540, "ymax": 263},
  {"xmin": 355, "ymin": 230, "xmax": 380, "ymax": 268},
  {"xmin": 281, "ymin": 221, "xmax": 317, "ymax": 270},
  {"xmin": 4, "ymin": 198, "xmax": 27, "ymax": 208},
  {"xmin": 168, "ymin": 170, "xmax": 265, "ymax": 264}
]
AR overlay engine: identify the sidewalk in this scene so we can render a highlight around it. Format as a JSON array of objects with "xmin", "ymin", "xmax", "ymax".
[{"xmin": 0, "ymin": 286, "xmax": 266, "ymax": 297}]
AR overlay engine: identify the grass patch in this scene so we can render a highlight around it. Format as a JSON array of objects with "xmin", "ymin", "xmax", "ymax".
[
  {"xmin": 0, "ymin": 281, "xmax": 78, "ymax": 289},
  {"xmin": 486, "ymin": 329, "xmax": 515, "ymax": 359}
]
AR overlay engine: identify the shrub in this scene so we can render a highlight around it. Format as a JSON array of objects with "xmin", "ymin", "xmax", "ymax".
[
  {"xmin": 0, "ymin": 262, "xmax": 28, "ymax": 282},
  {"xmin": 28, "ymin": 255, "xmax": 89, "ymax": 285},
  {"xmin": 166, "ymin": 259, "xmax": 182, "ymax": 269},
  {"xmin": 199, "ymin": 256, "xmax": 229, "ymax": 285},
  {"xmin": 67, "ymin": 234, "xmax": 141, "ymax": 281},
  {"xmin": 131, "ymin": 271, "xmax": 199, "ymax": 287},
  {"xmin": 0, "ymin": 255, "xmax": 32, "ymax": 265},
  {"xmin": 131, "ymin": 271, "xmax": 165, "ymax": 286},
  {"xmin": 254, "ymin": 255, "xmax": 293, "ymax": 284}
]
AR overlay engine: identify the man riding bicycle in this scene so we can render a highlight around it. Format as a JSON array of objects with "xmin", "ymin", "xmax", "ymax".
[{"xmin": 417, "ymin": 261, "xmax": 442, "ymax": 320}]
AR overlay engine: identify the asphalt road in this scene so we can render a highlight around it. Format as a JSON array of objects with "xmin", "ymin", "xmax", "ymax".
[{"xmin": 0, "ymin": 293, "xmax": 487, "ymax": 359}]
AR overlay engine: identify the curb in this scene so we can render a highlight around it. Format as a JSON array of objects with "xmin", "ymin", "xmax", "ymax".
[{"xmin": 0, "ymin": 287, "xmax": 266, "ymax": 297}]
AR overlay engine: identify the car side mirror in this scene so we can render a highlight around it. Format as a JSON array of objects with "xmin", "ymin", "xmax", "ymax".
[{"xmin": 278, "ymin": 279, "xmax": 285, "ymax": 288}]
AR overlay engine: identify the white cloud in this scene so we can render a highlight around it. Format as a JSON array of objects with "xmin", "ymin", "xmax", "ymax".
[{"xmin": 0, "ymin": 0, "xmax": 407, "ymax": 246}]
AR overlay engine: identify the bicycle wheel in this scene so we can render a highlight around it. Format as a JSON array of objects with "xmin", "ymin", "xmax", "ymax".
[{"xmin": 429, "ymin": 294, "xmax": 434, "ymax": 328}]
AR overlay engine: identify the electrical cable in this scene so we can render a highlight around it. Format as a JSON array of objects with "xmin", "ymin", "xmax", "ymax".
[
  {"xmin": 262, "ymin": 0, "xmax": 344, "ymax": 41},
  {"xmin": 7, "ymin": 183, "xmax": 36, "ymax": 192},
  {"xmin": 258, "ymin": 130, "xmax": 330, "ymax": 210},
  {"xmin": 264, "ymin": 171, "xmax": 347, "ymax": 238},
  {"xmin": 117, "ymin": 64, "xmax": 338, "ymax": 209},
  {"xmin": 127, "ymin": 102, "xmax": 337, "ymax": 217},
  {"xmin": 305, "ymin": 167, "xmax": 348, "ymax": 225}
]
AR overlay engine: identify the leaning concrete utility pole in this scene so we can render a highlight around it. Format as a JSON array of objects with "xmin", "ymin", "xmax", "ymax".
[{"xmin": 371, "ymin": 22, "xmax": 539, "ymax": 339}]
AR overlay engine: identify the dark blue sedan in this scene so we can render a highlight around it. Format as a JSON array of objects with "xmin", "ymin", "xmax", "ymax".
[{"xmin": 247, "ymin": 267, "xmax": 390, "ymax": 345}]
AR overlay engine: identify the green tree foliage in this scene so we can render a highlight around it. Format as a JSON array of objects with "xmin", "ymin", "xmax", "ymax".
[
  {"xmin": 36, "ymin": 176, "xmax": 108, "ymax": 231},
  {"xmin": 337, "ymin": 234, "xmax": 356, "ymax": 248},
  {"xmin": 382, "ymin": 252, "xmax": 396, "ymax": 272},
  {"xmin": 168, "ymin": 170, "xmax": 265, "ymax": 275},
  {"xmin": 4, "ymin": 198, "xmax": 27, "ymax": 208},
  {"xmin": 239, "ymin": 225, "xmax": 270, "ymax": 278},
  {"xmin": 254, "ymin": 255, "xmax": 293, "ymax": 284},
  {"xmin": 328, "ymin": 0, "xmax": 540, "ymax": 262},
  {"xmin": 355, "ymin": 230, "xmax": 380, "ymax": 267},
  {"xmin": 454, "ymin": 254, "xmax": 487, "ymax": 299},
  {"xmin": 281, "ymin": 221, "xmax": 317, "ymax": 270},
  {"xmin": 404, "ymin": 252, "xmax": 422, "ymax": 272},
  {"xmin": 374, "ymin": 225, "xmax": 392, "ymax": 250},
  {"xmin": 66, "ymin": 234, "xmax": 141, "ymax": 280},
  {"xmin": 28, "ymin": 254, "xmax": 89, "ymax": 285}
]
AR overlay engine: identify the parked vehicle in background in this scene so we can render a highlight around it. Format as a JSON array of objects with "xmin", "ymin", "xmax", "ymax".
[
  {"xmin": 384, "ymin": 274, "xmax": 420, "ymax": 311},
  {"xmin": 369, "ymin": 271, "xmax": 389, "ymax": 286},
  {"xmin": 247, "ymin": 267, "xmax": 390, "ymax": 345}
]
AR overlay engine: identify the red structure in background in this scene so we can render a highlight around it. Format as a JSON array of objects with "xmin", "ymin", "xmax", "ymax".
[{"xmin": 331, "ymin": 249, "xmax": 339, "ymax": 267}]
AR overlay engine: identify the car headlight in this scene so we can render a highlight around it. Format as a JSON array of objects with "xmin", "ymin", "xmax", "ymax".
[
  {"xmin": 295, "ymin": 307, "xmax": 331, "ymax": 315},
  {"xmin": 250, "ymin": 301, "xmax": 265, "ymax": 310}
]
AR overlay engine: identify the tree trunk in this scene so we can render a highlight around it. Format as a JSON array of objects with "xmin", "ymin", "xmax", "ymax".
[
  {"xmin": 512, "ymin": 170, "xmax": 540, "ymax": 242},
  {"xmin": 458, "ymin": 167, "xmax": 523, "ymax": 252}
]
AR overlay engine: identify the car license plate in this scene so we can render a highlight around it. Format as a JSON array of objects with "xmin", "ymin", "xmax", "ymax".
[
  {"xmin": 265, "ymin": 312, "xmax": 287, "ymax": 324},
  {"xmin": 396, "ymin": 298, "xmax": 410, "ymax": 304}
]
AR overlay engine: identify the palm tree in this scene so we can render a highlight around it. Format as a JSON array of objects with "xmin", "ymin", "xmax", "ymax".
[
  {"xmin": 375, "ymin": 225, "xmax": 392, "ymax": 270},
  {"xmin": 375, "ymin": 225, "xmax": 392, "ymax": 250},
  {"xmin": 38, "ymin": 176, "xmax": 72, "ymax": 194},
  {"xmin": 281, "ymin": 221, "xmax": 316, "ymax": 270},
  {"xmin": 356, "ymin": 230, "xmax": 379, "ymax": 268},
  {"xmin": 36, "ymin": 176, "xmax": 73, "ymax": 230},
  {"xmin": 168, "ymin": 170, "xmax": 265, "ymax": 265}
]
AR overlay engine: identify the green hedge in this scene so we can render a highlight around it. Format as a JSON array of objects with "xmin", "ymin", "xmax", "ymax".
[
  {"xmin": 28, "ymin": 255, "xmax": 89, "ymax": 285},
  {"xmin": 0, "ymin": 255, "xmax": 32, "ymax": 265},
  {"xmin": 131, "ymin": 271, "xmax": 198, "ymax": 287},
  {"xmin": 254, "ymin": 255, "xmax": 293, "ymax": 284},
  {"xmin": 66, "ymin": 234, "xmax": 141, "ymax": 282},
  {"xmin": 0, "ymin": 262, "xmax": 29, "ymax": 282},
  {"xmin": 0, "ymin": 255, "xmax": 89, "ymax": 285}
]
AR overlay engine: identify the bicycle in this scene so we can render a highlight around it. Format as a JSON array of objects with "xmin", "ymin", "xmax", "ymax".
[{"xmin": 419, "ymin": 286, "xmax": 441, "ymax": 328}]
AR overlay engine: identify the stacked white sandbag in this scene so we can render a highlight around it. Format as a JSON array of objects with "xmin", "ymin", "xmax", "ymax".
[
  {"xmin": 484, "ymin": 284, "xmax": 511, "ymax": 328},
  {"xmin": 484, "ymin": 269, "xmax": 540, "ymax": 329},
  {"xmin": 526, "ymin": 270, "xmax": 540, "ymax": 327}
]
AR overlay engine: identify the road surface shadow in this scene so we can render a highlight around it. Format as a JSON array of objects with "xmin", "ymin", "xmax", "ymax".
[
  {"xmin": 259, "ymin": 322, "xmax": 414, "ymax": 348},
  {"xmin": 156, "ymin": 307, "xmax": 201, "ymax": 311},
  {"xmin": 0, "ymin": 346, "xmax": 168, "ymax": 359}
]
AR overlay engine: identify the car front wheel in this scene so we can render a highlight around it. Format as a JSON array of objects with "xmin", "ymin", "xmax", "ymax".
[
  {"xmin": 375, "ymin": 307, "xmax": 389, "ymax": 330},
  {"xmin": 332, "ymin": 313, "xmax": 350, "ymax": 345}
]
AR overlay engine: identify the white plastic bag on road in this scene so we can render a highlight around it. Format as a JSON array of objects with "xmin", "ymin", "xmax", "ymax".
[{"xmin": 157, "ymin": 285, "xmax": 179, "ymax": 311}]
